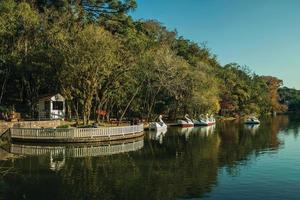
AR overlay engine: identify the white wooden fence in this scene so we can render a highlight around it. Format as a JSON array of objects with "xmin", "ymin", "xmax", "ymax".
[{"xmin": 10, "ymin": 124, "xmax": 144, "ymax": 141}]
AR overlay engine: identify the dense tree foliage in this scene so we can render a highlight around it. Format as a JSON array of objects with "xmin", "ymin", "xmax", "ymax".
[
  {"xmin": 218, "ymin": 64, "xmax": 272, "ymax": 116},
  {"xmin": 279, "ymin": 87, "xmax": 300, "ymax": 112},
  {"xmin": 0, "ymin": 0, "xmax": 289, "ymax": 124},
  {"xmin": 261, "ymin": 76, "xmax": 288, "ymax": 113}
]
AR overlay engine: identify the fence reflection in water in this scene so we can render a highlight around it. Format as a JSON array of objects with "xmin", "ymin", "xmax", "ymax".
[{"xmin": 10, "ymin": 137, "xmax": 144, "ymax": 158}]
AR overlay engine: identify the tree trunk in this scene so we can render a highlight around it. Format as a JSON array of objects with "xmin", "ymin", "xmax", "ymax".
[
  {"xmin": 0, "ymin": 68, "xmax": 9, "ymax": 104},
  {"xmin": 118, "ymin": 86, "xmax": 141, "ymax": 125},
  {"xmin": 146, "ymin": 86, "xmax": 161, "ymax": 121},
  {"xmin": 83, "ymin": 102, "xmax": 91, "ymax": 125},
  {"xmin": 66, "ymin": 101, "xmax": 72, "ymax": 120},
  {"xmin": 96, "ymin": 102, "xmax": 102, "ymax": 123},
  {"xmin": 102, "ymin": 101, "xmax": 108, "ymax": 123},
  {"xmin": 73, "ymin": 100, "xmax": 80, "ymax": 125},
  {"xmin": 83, "ymin": 92, "xmax": 95, "ymax": 125}
]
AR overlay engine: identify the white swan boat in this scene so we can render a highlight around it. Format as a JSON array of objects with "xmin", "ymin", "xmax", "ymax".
[
  {"xmin": 177, "ymin": 114, "xmax": 194, "ymax": 127},
  {"xmin": 193, "ymin": 114, "xmax": 216, "ymax": 126},
  {"xmin": 244, "ymin": 117, "xmax": 260, "ymax": 124},
  {"xmin": 149, "ymin": 115, "xmax": 167, "ymax": 131}
]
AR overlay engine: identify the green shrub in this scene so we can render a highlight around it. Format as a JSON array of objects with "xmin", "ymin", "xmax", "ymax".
[{"xmin": 56, "ymin": 124, "xmax": 70, "ymax": 129}]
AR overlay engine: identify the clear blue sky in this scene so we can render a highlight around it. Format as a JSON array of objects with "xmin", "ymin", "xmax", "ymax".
[{"xmin": 130, "ymin": 0, "xmax": 300, "ymax": 89}]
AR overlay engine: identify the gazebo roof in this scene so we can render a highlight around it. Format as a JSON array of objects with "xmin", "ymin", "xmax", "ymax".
[{"xmin": 38, "ymin": 93, "xmax": 64, "ymax": 101}]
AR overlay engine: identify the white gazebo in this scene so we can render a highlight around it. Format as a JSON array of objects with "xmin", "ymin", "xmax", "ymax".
[{"xmin": 38, "ymin": 93, "xmax": 65, "ymax": 120}]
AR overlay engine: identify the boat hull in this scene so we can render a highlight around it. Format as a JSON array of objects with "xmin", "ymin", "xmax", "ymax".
[
  {"xmin": 149, "ymin": 122, "xmax": 167, "ymax": 131},
  {"xmin": 194, "ymin": 122, "xmax": 215, "ymax": 126},
  {"xmin": 177, "ymin": 120, "xmax": 194, "ymax": 127},
  {"xmin": 179, "ymin": 124, "xmax": 194, "ymax": 127},
  {"xmin": 244, "ymin": 121, "xmax": 260, "ymax": 125},
  {"xmin": 193, "ymin": 119, "xmax": 216, "ymax": 126}
]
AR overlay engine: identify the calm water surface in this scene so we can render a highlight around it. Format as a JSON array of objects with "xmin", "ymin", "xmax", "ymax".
[{"xmin": 1, "ymin": 115, "xmax": 300, "ymax": 200}]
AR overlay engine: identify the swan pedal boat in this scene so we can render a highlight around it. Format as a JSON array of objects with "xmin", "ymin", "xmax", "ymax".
[
  {"xmin": 192, "ymin": 119, "xmax": 216, "ymax": 126},
  {"xmin": 177, "ymin": 115, "xmax": 194, "ymax": 127},
  {"xmin": 244, "ymin": 117, "xmax": 260, "ymax": 124},
  {"xmin": 149, "ymin": 122, "xmax": 167, "ymax": 130},
  {"xmin": 149, "ymin": 115, "xmax": 168, "ymax": 131}
]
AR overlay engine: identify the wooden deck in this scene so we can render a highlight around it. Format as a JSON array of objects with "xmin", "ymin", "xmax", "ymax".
[{"xmin": 10, "ymin": 124, "xmax": 144, "ymax": 143}]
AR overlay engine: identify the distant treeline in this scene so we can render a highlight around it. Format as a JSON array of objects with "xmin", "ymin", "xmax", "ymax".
[{"xmin": 0, "ymin": 0, "xmax": 289, "ymax": 124}]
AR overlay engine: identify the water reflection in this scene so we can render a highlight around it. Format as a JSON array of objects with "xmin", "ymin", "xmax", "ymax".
[
  {"xmin": 180, "ymin": 127, "xmax": 194, "ymax": 139},
  {"xmin": 148, "ymin": 129, "xmax": 167, "ymax": 144},
  {"xmin": 244, "ymin": 124, "xmax": 260, "ymax": 134},
  {"xmin": 194, "ymin": 125, "xmax": 216, "ymax": 136},
  {"xmin": 5, "ymin": 137, "xmax": 144, "ymax": 172},
  {"xmin": 173, "ymin": 125, "xmax": 216, "ymax": 140},
  {"xmin": 0, "ymin": 115, "xmax": 296, "ymax": 200},
  {"xmin": 9, "ymin": 137, "xmax": 144, "ymax": 158},
  {"xmin": 50, "ymin": 150, "xmax": 65, "ymax": 171},
  {"xmin": 217, "ymin": 115, "xmax": 288, "ymax": 173}
]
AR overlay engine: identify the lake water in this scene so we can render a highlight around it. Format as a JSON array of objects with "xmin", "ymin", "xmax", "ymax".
[{"xmin": 1, "ymin": 115, "xmax": 300, "ymax": 200}]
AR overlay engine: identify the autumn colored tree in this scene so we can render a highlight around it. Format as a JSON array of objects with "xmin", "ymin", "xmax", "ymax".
[
  {"xmin": 261, "ymin": 76, "xmax": 288, "ymax": 113},
  {"xmin": 218, "ymin": 64, "xmax": 272, "ymax": 116}
]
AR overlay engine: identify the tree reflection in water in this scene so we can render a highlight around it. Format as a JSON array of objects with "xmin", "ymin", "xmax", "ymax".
[{"xmin": 0, "ymin": 115, "xmax": 293, "ymax": 200}]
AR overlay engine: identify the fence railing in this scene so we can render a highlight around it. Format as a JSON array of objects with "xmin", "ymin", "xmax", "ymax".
[{"xmin": 10, "ymin": 124, "xmax": 144, "ymax": 140}]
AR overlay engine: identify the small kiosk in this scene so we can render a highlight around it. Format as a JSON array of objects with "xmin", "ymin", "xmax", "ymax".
[{"xmin": 38, "ymin": 93, "xmax": 65, "ymax": 120}]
